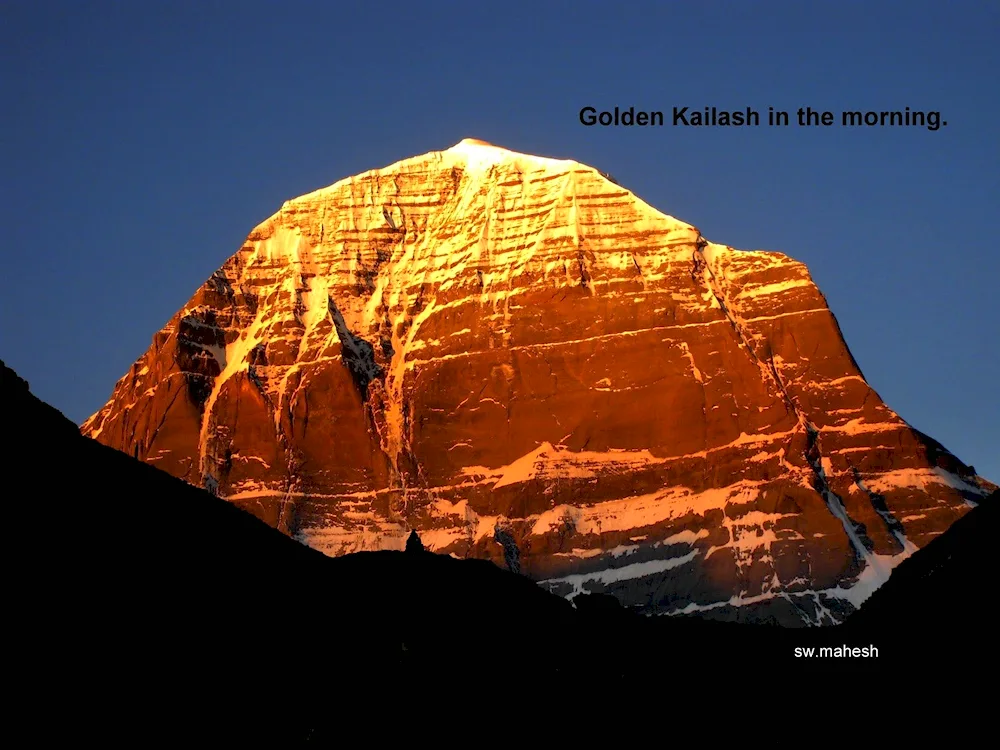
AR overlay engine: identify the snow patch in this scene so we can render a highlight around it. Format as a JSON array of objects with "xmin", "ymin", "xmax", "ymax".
[
  {"xmin": 463, "ymin": 441, "xmax": 661, "ymax": 490},
  {"xmin": 865, "ymin": 467, "xmax": 989, "ymax": 497},
  {"xmin": 542, "ymin": 550, "xmax": 699, "ymax": 599}
]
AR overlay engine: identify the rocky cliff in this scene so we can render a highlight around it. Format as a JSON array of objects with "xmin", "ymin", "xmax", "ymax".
[{"xmin": 82, "ymin": 138, "xmax": 994, "ymax": 624}]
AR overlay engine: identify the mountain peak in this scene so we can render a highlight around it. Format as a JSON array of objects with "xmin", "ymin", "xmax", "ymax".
[
  {"xmin": 81, "ymin": 141, "xmax": 992, "ymax": 627},
  {"xmin": 452, "ymin": 137, "xmax": 499, "ymax": 148},
  {"xmin": 441, "ymin": 137, "xmax": 573, "ymax": 174}
]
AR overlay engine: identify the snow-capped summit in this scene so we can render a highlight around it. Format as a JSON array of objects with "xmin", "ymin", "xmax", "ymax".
[
  {"xmin": 444, "ymin": 136, "xmax": 588, "ymax": 172},
  {"xmin": 453, "ymin": 137, "xmax": 496, "ymax": 147},
  {"xmin": 82, "ymin": 141, "xmax": 994, "ymax": 626}
]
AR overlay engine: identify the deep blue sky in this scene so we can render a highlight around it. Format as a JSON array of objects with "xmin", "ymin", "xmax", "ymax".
[{"xmin": 2, "ymin": 1, "xmax": 997, "ymax": 480}]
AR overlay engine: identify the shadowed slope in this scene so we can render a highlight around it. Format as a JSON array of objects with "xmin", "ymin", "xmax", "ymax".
[
  {"xmin": 845, "ymin": 492, "xmax": 998, "ymax": 633},
  {"xmin": 5, "ymin": 358, "xmax": 991, "ymax": 740}
]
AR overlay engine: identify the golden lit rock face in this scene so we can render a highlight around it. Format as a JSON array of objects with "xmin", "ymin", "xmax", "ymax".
[{"xmin": 83, "ymin": 139, "xmax": 993, "ymax": 624}]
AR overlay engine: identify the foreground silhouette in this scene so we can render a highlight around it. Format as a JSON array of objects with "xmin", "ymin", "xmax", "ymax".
[
  {"xmin": 4, "ymin": 359, "xmax": 993, "ymax": 741},
  {"xmin": 405, "ymin": 528, "xmax": 425, "ymax": 553}
]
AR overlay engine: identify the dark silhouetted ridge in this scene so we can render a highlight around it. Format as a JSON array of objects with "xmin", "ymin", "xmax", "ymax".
[{"xmin": 3, "ymin": 359, "xmax": 992, "ymax": 740}]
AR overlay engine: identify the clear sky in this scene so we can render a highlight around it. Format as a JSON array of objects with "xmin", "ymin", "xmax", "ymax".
[{"xmin": 2, "ymin": 1, "xmax": 997, "ymax": 481}]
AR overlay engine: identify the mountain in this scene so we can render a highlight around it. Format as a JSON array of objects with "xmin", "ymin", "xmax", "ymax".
[
  {"xmin": 5, "ymin": 359, "xmax": 991, "ymax": 739},
  {"xmin": 81, "ymin": 139, "xmax": 994, "ymax": 625}
]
